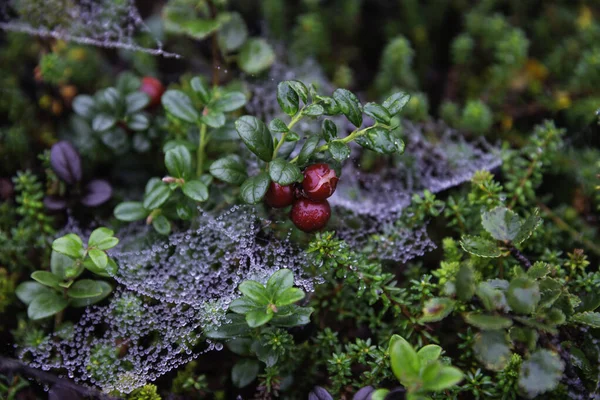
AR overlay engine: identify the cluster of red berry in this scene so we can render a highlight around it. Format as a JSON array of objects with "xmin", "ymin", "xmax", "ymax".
[{"xmin": 265, "ymin": 163, "xmax": 339, "ymax": 233}]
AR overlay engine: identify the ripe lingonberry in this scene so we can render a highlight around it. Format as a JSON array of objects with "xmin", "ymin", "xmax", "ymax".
[
  {"xmin": 302, "ymin": 163, "xmax": 339, "ymax": 201},
  {"xmin": 140, "ymin": 76, "xmax": 165, "ymax": 108},
  {"xmin": 290, "ymin": 198, "xmax": 331, "ymax": 232},
  {"xmin": 265, "ymin": 182, "xmax": 295, "ymax": 208}
]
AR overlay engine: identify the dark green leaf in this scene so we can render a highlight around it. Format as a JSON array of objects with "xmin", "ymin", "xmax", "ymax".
[
  {"xmin": 51, "ymin": 250, "xmax": 76, "ymax": 280},
  {"xmin": 297, "ymin": 135, "xmax": 320, "ymax": 165},
  {"xmin": 288, "ymin": 81, "xmax": 309, "ymax": 104},
  {"xmin": 266, "ymin": 269, "xmax": 294, "ymax": 298},
  {"xmin": 229, "ymin": 297, "xmax": 260, "ymax": 314},
  {"xmin": 239, "ymin": 280, "xmax": 269, "ymax": 304},
  {"xmin": 277, "ymin": 81, "xmax": 299, "ymax": 116},
  {"xmin": 322, "ymin": 119, "xmax": 337, "ymax": 142},
  {"xmin": 16, "ymin": 282, "xmax": 52, "ymax": 305},
  {"xmin": 165, "ymin": 145, "xmax": 193, "ymax": 179},
  {"xmin": 455, "ymin": 264, "xmax": 476, "ymax": 301},
  {"xmin": 231, "ymin": 359, "xmax": 259, "ymax": 388},
  {"xmin": 270, "ymin": 306, "xmax": 313, "ymax": 327},
  {"xmin": 570, "ymin": 312, "xmax": 600, "ymax": 328},
  {"xmin": 507, "ymin": 277, "xmax": 540, "ymax": 314},
  {"xmin": 125, "ymin": 92, "xmax": 150, "ymax": 114},
  {"xmin": 383, "ymin": 92, "xmax": 410, "ymax": 115},
  {"xmin": 539, "ymin": 278, "xmax": 562, "ymax": 308},
  {"xmin": 205, "ymin": 314, "xmax": 251, "ymax": 339},
  {"xmin": 31, "ymin": 271, "xmax": 61, "ymax": 289},
  {"xmin": 67, "ymin": 279, "xmax": 104, "ymax": 298},
  {"xmin": 70, "ymin": 280, "xmax": 112, "ymax": 307},
  {"xmin": 513, "ymin": 209, "xmax": 542, "ymax": 245},
  {"xmin": 127, "ymin": 113, "xmax": 150, "ymax": 131},
  {"xmin": 212, "ymin": 92, "xmax": 247, "ymax": 112},
  {"xmin": 217, "ymin": 12, "xmax": 248, "ymax": 52},
  {"xmin": 238, "ymin": 38, "xmax": 275, "ymax": 75},
  {"xmin": 152, "ymin": 215, "xmax": 171, "ymax": 235},
  {"xmin": 269, "ymin": 159, "xmax": 302, "ymax": 185},
  {"xmin": 182, "ymin": 180, "xmax": 209, "ymax": 202},
  {"xmin": 52, "ymin": 234, "xmax": 84, "ymax": 258},
  {"xmin": 240, "ymin": 173, "xmax": 271, "ymax": 204},
  {"xmin": 72, "ymin": 95, "xmax": 95, "ymax": 118},
  {"xmin": 202, "ymin": 109, "xmax": 226, "ymax": 128},
  {"xmin": 464, "ymin": 313, "xmax": 513, "ymax": 330},
  {"xmin": 143, "ymin": 183, "xmax": 171, "ymax": 210},
  {"xmin": 114, "ymin": 201, "xmax": 147, "ymax": 222},
  {"xmin": 355, "ymin": 127, "xmax": 402, "ymax": 154},
  {"xmin": 190, "ymin": 77, "xmax": 211, "ymax": 104},
  {"xmin": 481, "ymin": 207, "xmax": 521, "ymax": 241},
  {"xmin": 28, "ymin": 292, "xmax": 68, "ymax": 320},
  {"xmin": 235, "ymin": 116, "xmax": 274, "ymax": 162},
  {"xmin": 162, "ymin": 90, "xmax": 199, "ymax": 123},
  {"xmin": 209, "ymin": 155, "xmax": 247, "ymax": 185},
  {"xmin": 302, "ymin": 104, "xmax": 324, "ymax": 116},
  {"xmin": 329, "ymin": 141, "xmax": 350, "ymax": 161},
  {"xmin": 333, "ymin": 88, "xmax": 362, "ymax": 127},
  {"xmin": 460, "ymin": 235, "xmax": 502, "ymax": 257},
  {"xmin": 268, "ymin": 118, "xmax": 288, "ymax": 133},
  {"xmin": 364, "ymin": 102, "xmax": 391, "ymax": 124},
  {"xmin": 246, "ymin": 309, "xmax": 273, "ymax": 327}
]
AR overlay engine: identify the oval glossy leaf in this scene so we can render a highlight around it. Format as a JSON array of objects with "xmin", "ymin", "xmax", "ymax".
[
  {"xmin": 114, "ymin": 201, "xmax": 148, "ymax": 221},
  {"xmin": 162, "ymin": 90, "xmax": 199, "ymax": 123},
  {"xmin": 92, "ymin": 113, "xmax": 116, "ymax": 132},
  {"xmin": 16, "ymin": 281, "xmax": 52, "ymax": 305},
  {"xmin": 70, "ymin": 280, "xmax": 112, "ymax": 307},
  {"xmin": 276, "ymin": 287, "xmax": 305, "ymax": 306},
  {"xmin": 209, "ymin": 155, "xmax": 247, "ymax": 185},
  {"xmin": 238, "ymin": 38, "xmax": 275, "ymax": 75},
  {"xmin": 52, "ymin": 233, "xmax": 84, "ymax": 258},
  {"xmin": 31, "ymin": 271, "xmax": 62, "ymax": 289},
  {"xmin": 333, "ymin": 88, "xmax": 362, "ymax": 127},
  {"xmin": 329, "ymin": 141, "xmax": 350, "ymax": 161},
  {"xmin": 218, "ymin": 12, "xmax": 248, "ymax": 52},
  {"xmin": 322, "ymin": 119, "xmax": 337, "ymax": 141},
  {"xmin": 269, "ymin": 159, "xmax": 302, "ymax": 185},
  {"xmin": 50, "ymin": 141, "xmax": 82, "ymax": 184},
  {"xmin": 89, "ymin": 249, "xmax": 108, "ymax": 269},
  {"xmin": 266, "ymin": 269, "xmax": 294, "ymax": 297},
  {"xmin": 269, "ymin": 118, "xmax": 288, "ymax": 133},
  {"xmin": 51, "ymin": 250, "xmax": 76, "ymax": 280},
  {"xmin": 202, "ymin": 109, "xmax": 226, "ymax": 128},
  {"xmin": 383, "ymin": 92, "xmax": 410, "ymax": 115},
  {"xmin": 239, "ymin": 280, "xmax": 270, "ymax": 304},
  {"xmin": 277, "ymin": 81, "xmax": 300, "ymax": 116},
  {"xmin": 297, "ymin": 135, "xmax": 321, "ymax": 166},
  {"xmin": 152, "ymin": 215, "xmax": 171, "ymax": 235},
  {"xmin": 88, "ymin": 227, "xmax": 114, "ymax": 248},
  {"xmin": 355, "ymin": 127, "xmax": 401, "ymax": 154},
  {"xmin": 67, "ymin": 279, "xmax": 104, "ymax": 299},
  {"xmin": 240, "ymin": 172, "xmax": 270, "ymax": 204},
  {"xmin": 389, "ymin": 334, "xmax": 420, "ymax": 382},
  {"xmin": 232, "ymin": 359, "xmax": 259, "ymax": 388},
  {"xmin": 182, "ymin": 180, "xmax": 209, "ymax": 202},
  {"xmin": 143, "ymin": 183, "xmax": 172, "ymax": 210},
  {"xmin": 212, "ymin": 92, "xmax": 247, "ymax": 113},
  {"xmin": 125, "ymin": 92, "xmax": 150, "ymax": 114},
  {"xmin": 165, "ymin": 145, "xmax": 193, "ymax": 179},
  {"xmin": 235, "ymin": 116, "xmax": 274, "ymax": 162},
  {"xmin": 127, "ymin": 113, "xmax": 150, "ymax": 131},
  {"xmin": 28, "ymin": 292, "xmax": 68, "ymax": 320},
  {"xmin": 190, "ymin": 77, "xmax": 211, "ymax": 104},
  {"xmin": 302, "ymin": 104, "xmax": 324, "ymax": 116},
  {"xmin": 364, "ymin": 102, "xmax": 391, "ymax": 124}
]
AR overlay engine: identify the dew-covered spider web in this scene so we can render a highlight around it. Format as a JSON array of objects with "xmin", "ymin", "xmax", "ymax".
[
  {"xmin": 18, "ymin": 59, "xmax": 501, "ymax": 394},
  {"xmin": 0, "ymin": 0, "xmax": 179, "ymax": 57}
]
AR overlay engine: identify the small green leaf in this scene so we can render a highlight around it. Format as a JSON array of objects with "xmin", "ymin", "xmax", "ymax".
[
  {"xmin": 165, "ymin": 145, "xmax": 193, "ymax": 179},
  {"xmin": 28, "ymin": 292, "xmax": 68, "ymax": 320},
  {"xmin": 202, "ymin": 109, "xmax": 226, "ymax": 128},
  {"xmin": 460, "ymin": 235, "xmax": 503, "ymax": 257},
  {"xmin": 152, "ymin": 215, "xmax": 171, "ymax": 235},
  {"xmin": 231, "ymin": 359, "xmax": 259, "ymax": 388},
  {"xmin": 519, "ymin": 350, "xmax": 564, "ymax": 398},
  {"xmin": 297, "ymin": 135, "xmax": 321, "ymax": 165},
  {"xmin": 464, "ymin": 313, "xmax": 513, "ymax": 330},
  {"xmin": 355, "ymin": 127, "xmax": 402, "ymax": 154},
  {"xmin": 266, "ymin": 269, "xmax": 294, "ymax": 298},
  {"xmin": 481, "ymin": 207, "xmax": 521, "ymax": 241},
  {"xmin": 322, "ymin": 119, "xmax": 337, "ymax": 142},
  {"xmin": 476, "ymin": 281, "xmax": 509, "ymax": 312},
  {"xmin": 370, "ymin": 389, "xmax": 389, "ymax": 400},
  {"xmin": 239, "ymin": 280, "xmax": 270, "ymax": 304},
  {"xmin": 31, "ymin": 271, "xmax": 62, "ymax": 289},
  {"xmin": 277, "ymin": 81, "xmax": 300, "ymax": 116},
  {"xmin": 269, "ymin": 118, "xmax": 288, "ymax": 133},
  {"xmin": 143, "ymin": 183, "xmax": 171, "ymax": 210},
  {"xmin": 570, "ymin": 311, "xmax": 600, "ymax": 328},
  {"xmin": 328, "ymin": 141, "xmax": 350, "ymax": 161},
  {"xmin": 67, "ymin": 279, "xmax": 104, "ymax": 298},
  {"xmin": 539, "ymin": 278, "xmax": 562, "ymax": 308},
  {"xmin": 72, "ymin": 95, "xmax": 95, "ymax": 118},
  {"xmin": 527, "ymin": 261, "xmax": 550, "ymax": 279},
  {"xmin": 507, "ymin": 277, "xmax": 540, "ymax": 314},
  {"xmin": 276, "ymin": 288, "xmax": 305, "ymax": 306},
  {"xmin": 364, "ymin": 102, "xmax": 391, "ymax": 124},
  {"xmin": 383, "ymin": 92, "xmax": 410, "ymax": 115},
  {"xmin": 16, "ymin": 282, "xmax": 52, "ymax": 305},
  {"xmin": 229, "ymin": 297, "xmax": 260, "ymax": 314},
  {"xmin": 92, "ymin": 113, "xmax": 116, "ymax": 132},
  {"xmin": 473, "ymin": 330, "xmax": 511, "ymax": 371},
  {"xmin": 235, "ymin": 116, "xmax": 274, "ymax": 162},
  {"xmin": 270, "ymin": 305, "xmax": 313, "ymax": 327},
  {"xmin": 52, "ymin": 234, "xmax": 84, "ymax": 258},
  {"xmin": 420, "ymin": 297, "xmax": 455, "ymax": 322},
  {"xmin": 209, "ymin": 155, "xmax": 247, "ymax": 185},
  {"xmin": 217, "ymin": 12, "xmax": 248, "ymax": 52},
  {"xmin": 389, "ymin": 335, "xmax": 420, "ymax": 383},
  {"xmin": 205, "ymin": 314, "xmax": 251, "ymax": 339},
  {"xmin": 513, "ymin": 209, "xmax": 541, "ymax": 245},
  {"xmin": 70, "ymin": 280, "xmax": 112, "ymax": 307},
  {"xmin": 212, "ymin": 92, "xmax": 247, "ymax": 112},
  {"xmin": 114, "ymin": 201, "xmax": 148, "ymax": 222},
  {"xmin": 417, "ymin": 344, "xmax": 442, "ymax": 364},
  {"xmin": 125, "ymin": 92, "xmax": 150, "ymax": 114},
  {"xmin": 88, "ymin": 228, "xmax": 115, "ymax": 248},
  {"xmin": 288, "ymin": 81, "xmax": 309, "ymax": 104},
  {"xmin": 333, "ymin": 88, "xmax": 362, "ymax": 127},
  {"xmin": 246, "ymin": 309, "xmax": 273, "ymax": 327},
  {"xmin": 269, "ymin": 159, "xmax": 302, "ymax": 185},
  {"xmin": 422, "ymin": 366, "xmax": 464, "ymax": 391},
  {"xmin": 51, "ymin": 250, "xmax": 76, "ymax": 280},
  {"xmin": 88, "ymin": 249, "xmax": 108, "ymax": 269},
  {"xmin": 238, "ymin": 38, "xmax": 275, "ymax": 75},
  {"xmin": 162, "ymin": 90, "xmax": 199, "ymax": 123},
  {"xmin": 190, "ymin": 77, "xmax": 211, "ymax": 104},
  {"xmin": 182, "ymin": 180, "xmax": 209, "ymax": 202},
  {"xmin": 240, "ymin": 172, "xmax": 270, "ymax": 204},
  {"xmin": 302, "ymin": 104, "xmax": 324, "ymax": 116}
]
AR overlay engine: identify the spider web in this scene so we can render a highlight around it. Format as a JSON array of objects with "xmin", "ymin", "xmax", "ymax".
[{"xmin": 0, "ymin": 0, "xmax": 179, "ymax": 58}]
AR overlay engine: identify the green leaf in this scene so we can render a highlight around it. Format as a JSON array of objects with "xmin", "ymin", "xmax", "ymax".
[
  {"xmin": 31, "ymin": 271, "xmax": 62, "ymax": 289},
  {"xmin": 67, "ymin": 279, "xmax": 104, "ymax": 298},
  {"xmin": 239, "ymin": 280, "xmax": 269, "ymax": 304},
  {"xmin": 355, "ymin": 127, "xmax": 402, "ymax": 154},
  {"xmin": 481, "ymin": 207, "xmax": 521, "ymax": 241},
  {"xmin": 417, "ymin": 344, "xmax": 442, "ymax": 364},
  {"xmin": 389, "ymin": 334, "xmax": 420, "ymax": 383},
  {"xmin": 476, "ymin": 282, "xmax": 508, "ymax": 312},
  {"xmin": 288, "ymin": 81, "xmax": 309, "ymax": 104},
  {"xmin": 329, "ymin": 141, "xmax": 350, "ymax": 162},
  {"xmin": 182, "ymin": 180, "xmax": 209, "ymax": 202},
  {"xmin": 473, "ymin": 330, "xmax": 511, "ymax": 371},
  {"xmin": 51, "ymin": 250, "xmax": 76, "ymax": 280},
  {"xmin": 114, "ymin": 201, "xmax": 148, "ymax": 222},
  {"xmin": 383, "ymin": 92, "xmax": 410, "ymax": 115},
  {"xmin": 212, "ymin": 92, "xmax": 247, "ymax": 113},
  {"xmin": 235, "ymin": 116, "xmax": 274, "ymax": 162},
  {"xmin": 72, "ymin": 95, "xmax": 95, "ymax": 118},
  {"xmin": 422, "ymin": 366, "xmax": 464, "ymax": 391},
  {"xmin": 152, "ymin": 215, "xmax": 171, "ymax": 235},
  {"xmin": 164, "ymin": 9, "xmax": 227, "ymax": 40},
  {"xmin": 28, "ymin": 291, "xmax": 68, "ymax": 320},
  {"xmin": 570, "ymin": 312, "xmax": 600, "ymax": 327},
  {"xmin": 364, "ymin": 102, "xmax": 391, "ymax": 124},
  {"xmin": 513, "ymin": 208, "xmax": 541, "ymax": 245},
  {"xmin": 460, "ymin": 235, "xmax": 502, "ymax": 257},
  {"xmin": 52, "ymin": 234, "xmax": 84, "ymax": 258},
  {"xmin": 190, "ymin": 77, "xmax": 211, "ymax": 104},
  {"xmin": 92, "ymin": 113, "xmax": 116, "ymax": 132},
  {"xmin": 16, "ymin": 282, "xmax": 52, "ymax": 305},
  {"xmin": 270, "ymin": 305, "xmax": 313, "ymax": 327},
  {"xmin": 229, "ymin": 297, "xmax": 260, "ymax": 314},
  {"xmin": 202, "ymin": 109, "xmax": 226, "ymax": 128},
  {"xmin": 527, "ymin": 261, "xmax": 550, "ymax": 279},
  {"xmin": 370, "ymin": 389, "xmax": 389, "ymax": 400},
  {"xmin": 126, "ymin": 113, "xmax": 149, "ymax": 131},
  {"xmin": 238, "ymin": 38, "xmax": 275, "ymax": 74},
  {"xmin": 143, "ymin": 183, "xmax": 171, "ymax": 210},
  {"xmin": 240, "ymin": 172, "xmax": 270, "ymax": 204},
  {"xmin": 322, "ymin": 119, "xmax": 337, "ymax": 141},
  {"xmin": 162, "ymin": 90, "xmax": 199, "ymax": 123},
  {"xmin": 125, "ymin": 92, "xmax": 150, "ymax": 114},
  {"xmin": 165, "ymin": 145, "xmax": 193, "ymax": 179},
  {"xmin": 302, "ymin": 104, "xmax": 324, "ymax": 116},
  {"xmin": 277, "ymin": 81, "xmax": 300, "ymax": 116},
  {"xmin": 275, "ymin": 288, "xmax": 305, "ymax": 306},
  {"xmin": 205, "ymin": 314, "xmax": 251, "ymax": 339},
  {"xmin": 464, "ymin": 313, "xmax": 513, "ymax": 330},
  {"xmin": 231, "ymin": 359, "xmax": 259, "ymax": 388},
  {"xmin": 70, "ymin": 280, "xmax": 112, "ymax": 307},
  {"xmin": 266, "ymin": 269, "xmax": 294, "ymax": 298},
  {"xmin": 539, "ymin": 277, "xmax": 562, "ymax": 308},
  {"xmin": 333, "ymin": 88, "xmax": 362, "ymax": 127},
  {"xmin": 519, "ymin": 350, "xmax": 564, "ymax": 398},
  {"xmin": 269, "ymin": 159, "xmax": 302, "ymax": 185},
  {"xmin": 268, "ymin": 118, "xmax": 288, "ymax": 133},
  {"xmin": 88, "ymin": 228, "xmax": 115, "ymax": 249},
  {"xmin": 246, "ymin": 309, "xmax": 273, "ymax": 328},
  {"xmin": 507, "ymin": 277, "xmax": 540, "ymax": 314},
  {"xmin": 88, "ymin": 249, "xmax": 108, "ymax": 270},
  {"xmin": 297, "ymin": 135, "xmax": 321, "ymax": 165},
  {"xmin": 217, "ymin": 12, "xmax": 248, "ymax": 52},
  {"xmin": 209, "ymin": 155, "xmax": 247, "ymax": 185},
  {"xmin": 455, "ymin": 264, "xmax": 476, "ymax": 302},
  {"xmin": 419, "ymin": 297, "xmax": 455, "ymax": 322}
]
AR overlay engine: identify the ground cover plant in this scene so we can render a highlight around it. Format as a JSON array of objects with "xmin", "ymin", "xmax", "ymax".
[{"xmin": 1, "ymin": 0, "xmax": 600, "ymax": 399}]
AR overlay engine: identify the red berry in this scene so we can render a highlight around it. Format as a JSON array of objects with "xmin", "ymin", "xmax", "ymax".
[
  {"xmin": 265, "ymin": 182, "xmax": 295, "ymax": 208},
  {"xmin": 290, "ymin": 198, "xmax": 331, "ymax": 232},
  {"xmin": 302, "ymin": 163, "xmax": 339, "ymax": 201},
  {"xmin": 140, "ymin": 76, "xmax": 165, "ymax": 108}
]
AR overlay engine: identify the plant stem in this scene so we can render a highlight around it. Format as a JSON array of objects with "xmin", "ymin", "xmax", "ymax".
[
  {"xmin": 508, "ymin": 243, "xmax": 532, "ymax": 269},
  {"xmin": 272, "ymin": 110, "xmax": 304, "ymax": 160},
  {"xmin": 197, "ymin": 123, "xmax": 208, "ymax": 176},
  {"xmin": 289, "ymin": 125, "xmax": 373, "ymax": 164}
]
